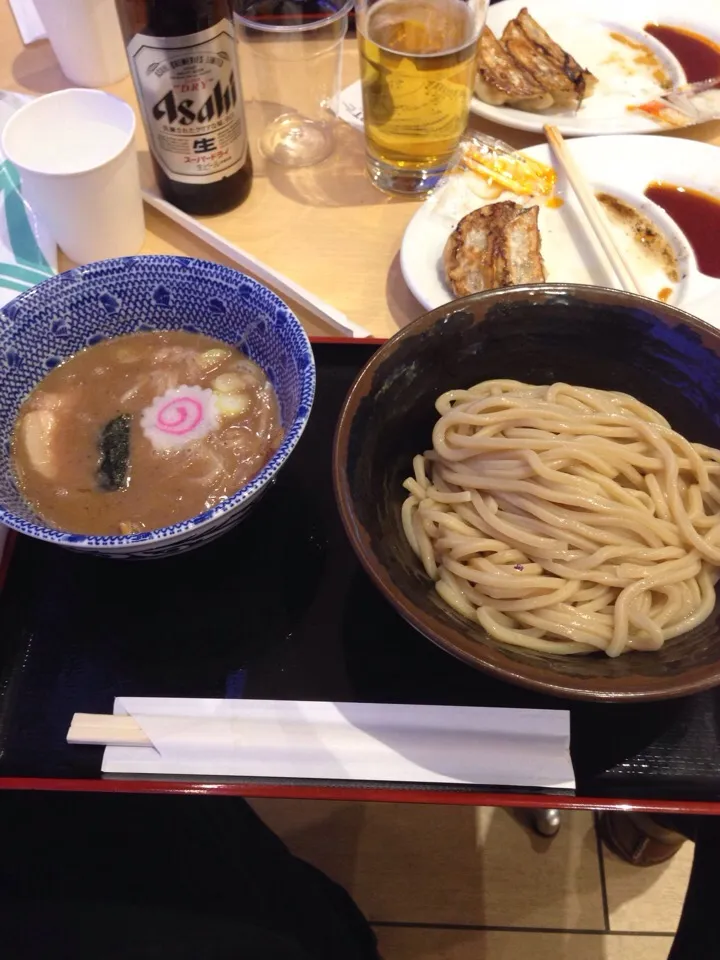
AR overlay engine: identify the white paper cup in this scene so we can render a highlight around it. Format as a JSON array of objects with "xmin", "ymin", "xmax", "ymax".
[
  {"xmin": 34, "ymin": 0, "xmax": 129, "ymax": 87},
  {"xmin": 1, "ymin": 90, "xmax": 146, "ymax": 265}
]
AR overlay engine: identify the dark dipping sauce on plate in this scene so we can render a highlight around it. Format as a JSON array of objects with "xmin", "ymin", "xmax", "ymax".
[
  {"xmin": 643, "ymin": 23, "xmax": 720, "ymax": 83},
  {"xmin": 644, "ymin": 182, "xmax": 720, "ymax": 278}
]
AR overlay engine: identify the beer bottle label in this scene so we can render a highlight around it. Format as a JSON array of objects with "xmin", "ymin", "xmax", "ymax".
[{"xmin": 127, "ymin": 19, "xmax": 247, "ymax": 185}]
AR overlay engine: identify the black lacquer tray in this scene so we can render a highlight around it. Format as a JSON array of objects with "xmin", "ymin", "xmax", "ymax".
[{"xmin": 1, "ymin": 341, "xmax": 720, "ymax": 805}]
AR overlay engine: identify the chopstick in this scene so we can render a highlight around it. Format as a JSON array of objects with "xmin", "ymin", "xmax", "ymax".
[
  {"xmin": 68, "ymin": 713, "xmax": 150, "ymax": 746},
  {"xmin": 676, "ymin": 75, "xmax": 720, "ymax": 95},
  {"xmin": 543, "ymin": 125, "xmax": 642, "ymax": 295},
  {"xmin": 142, "ymin": 188, "xmax": 372, "ymax": 339}
]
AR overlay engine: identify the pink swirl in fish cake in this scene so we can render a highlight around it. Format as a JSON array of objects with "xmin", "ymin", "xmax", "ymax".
[{"xmin": 141, "ymin": 385, "xmax": 218, "ymax": 450}]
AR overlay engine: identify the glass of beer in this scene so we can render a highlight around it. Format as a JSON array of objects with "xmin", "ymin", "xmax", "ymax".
[{"xmin": 356, "ymin": 0, "xmax": 488, "ymax": 195}]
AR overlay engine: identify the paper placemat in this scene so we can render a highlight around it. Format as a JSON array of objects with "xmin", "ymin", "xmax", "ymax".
[{"xmin": 102, "ymin": 697, "xmax": 575, "ymax": 789}]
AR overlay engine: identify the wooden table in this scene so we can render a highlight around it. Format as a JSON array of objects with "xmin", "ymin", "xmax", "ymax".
[{"xmin": 2, "ymin": 2, "xmax": 720, "ymax": 338}]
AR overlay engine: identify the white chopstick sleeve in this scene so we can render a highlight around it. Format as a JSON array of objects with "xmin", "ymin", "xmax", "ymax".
[{"xmin": 102, "ymin": 697, "xmax": 575, "ymax": 789}]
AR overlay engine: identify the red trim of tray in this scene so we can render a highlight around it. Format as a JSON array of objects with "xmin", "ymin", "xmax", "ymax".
[{"xmin": 0, "ymin": 776, "xmax": 719, "ymax": 814}]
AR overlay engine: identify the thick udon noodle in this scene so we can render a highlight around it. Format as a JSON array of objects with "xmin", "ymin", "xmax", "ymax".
[{"xmin": 401, "ymin": 380, "xmax": 720, "ymax": 657}]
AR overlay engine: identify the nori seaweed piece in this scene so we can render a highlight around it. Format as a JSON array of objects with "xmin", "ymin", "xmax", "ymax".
[{"xmin": 96, "ymin": 414, "xmax": 131, "ymax": 492}]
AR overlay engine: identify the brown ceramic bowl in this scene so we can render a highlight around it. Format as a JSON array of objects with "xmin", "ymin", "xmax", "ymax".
[{"xmin": 333, "ymin": 284, "xmax": 720, "ymax": 702}]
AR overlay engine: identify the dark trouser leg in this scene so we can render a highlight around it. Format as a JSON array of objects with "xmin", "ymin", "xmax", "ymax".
[
  {"xmin": 598, "ymin": 813, "xmax": 720, "ymax": 959},
  {"xmin": 668, "ymin": 816, "xmax": 720, "ymax": 959},
  {"xmin": 0, "ymin": 791, "xmax": 379, "ymax": 960}
]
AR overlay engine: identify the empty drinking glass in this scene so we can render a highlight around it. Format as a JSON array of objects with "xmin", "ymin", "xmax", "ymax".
[{"xmin": 235, "ymin": 0, "xmax": 352, "ymax": 167}]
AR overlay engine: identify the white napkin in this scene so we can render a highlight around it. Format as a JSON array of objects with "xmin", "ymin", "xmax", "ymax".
[
  {"xmin": 8, "ymin": 0, "xmax": 46, "ymax": 44},
  {"xmin": 336, "ymin": 80, "xmax": 364, "ymax": 132},
  {"xmin": 0, "ymin": 92, "xmax": 56, "ymax": 308},
  {"xmin": 102, "ymin": 697, "xmax": 575, "ymax": 789}
]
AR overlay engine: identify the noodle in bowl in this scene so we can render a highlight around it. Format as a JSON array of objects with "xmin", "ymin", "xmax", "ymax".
[
  {"xmin": 333, "ymin": 284, "xmax": 720, "ymax": 701},
  {"xmin": 402, "ymin": 380, "xmax": 720, "ymax": 658}
]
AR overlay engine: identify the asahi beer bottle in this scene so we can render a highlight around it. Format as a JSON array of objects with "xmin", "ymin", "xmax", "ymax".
[{"xmin": 116, "ymin": 0, "xmax": 252, "ymax": 215}]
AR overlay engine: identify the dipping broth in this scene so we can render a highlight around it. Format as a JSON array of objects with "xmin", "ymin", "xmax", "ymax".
[
  {"xmin": 643, "ymin": 23, "xmax": 720, "ymax": 84},
  {"xmin": 12, "ymin": 331, "xmax": 282, "ymax": 535},
  {"xmin": 644, "ymin": 182, "xmax": 720, "ymax": 279}
]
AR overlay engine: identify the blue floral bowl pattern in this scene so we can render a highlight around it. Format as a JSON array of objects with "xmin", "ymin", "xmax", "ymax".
[{"xmin": 0, "ymin": 255, "xmax": 316, "ymax": 558}]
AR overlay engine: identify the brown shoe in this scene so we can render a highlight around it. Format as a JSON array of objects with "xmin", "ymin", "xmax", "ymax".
[{"xmin": 598, "ymin": 812, "xmax": 687, "ymax": 866}]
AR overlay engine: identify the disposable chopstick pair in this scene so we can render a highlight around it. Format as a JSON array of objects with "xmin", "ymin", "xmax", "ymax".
[
  {"xmin": 68, "ymin": 713, "xmax": 150, "ymax": 746},
  {"xmin": 142, "ymin": 188, "xmax": 372, "ymax": 340},
  {"xmin": 544, "ymin": 124, "xmax": 643, "ymax": 296}
]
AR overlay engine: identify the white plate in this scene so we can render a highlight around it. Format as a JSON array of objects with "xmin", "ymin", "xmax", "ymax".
[
  {"xmin": 472, "ymin": 0, "xmax": 720, "ymax": 136},
  {"xmin": 400, "ymin": 134, "xmax": 720, "ymax": 327}
]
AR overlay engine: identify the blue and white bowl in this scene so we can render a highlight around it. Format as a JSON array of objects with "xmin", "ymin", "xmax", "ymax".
[{"xmin": 0, "ymin": 255, "xmax": 316, "ymax": 558}]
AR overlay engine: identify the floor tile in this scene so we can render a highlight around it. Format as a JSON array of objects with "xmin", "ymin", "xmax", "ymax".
[
  {"xmin": 250, "ymin": 800, "xmax": 605, "ymax": 929},
  {"xmin": 603, "ymin": 838, "xmax": 693, "ymax": 933},
  {"xmin": 376, "ymin": 928, "xmax": 673, "ymax": 960}
]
